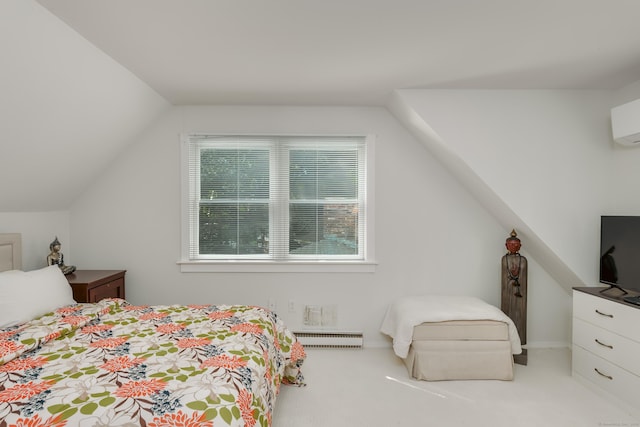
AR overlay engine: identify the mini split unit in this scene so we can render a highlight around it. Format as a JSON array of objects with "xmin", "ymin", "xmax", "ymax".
[{"xmin": 611, "ymin": 99, "xmax": 640, "ymax": 146}]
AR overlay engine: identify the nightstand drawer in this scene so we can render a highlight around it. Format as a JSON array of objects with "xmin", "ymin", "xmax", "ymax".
[
  {"xmin": 66, "ymin": 270, "xmax": 126, "ymax": 303},
  {"xmin": 87, "ymin": 277, "xmax": 124, "ymax": 302}
]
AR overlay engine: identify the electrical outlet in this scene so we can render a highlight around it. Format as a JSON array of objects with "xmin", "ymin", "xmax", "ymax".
[
  {"xmin": 288, "ymin": 300, "xmax": 295, "ymax": 313},
  {"xmin": 268, "ymin": 298, "xmax": 276, "ymax": 311},
  {"xmin": 304, "ymin": 305, "xmax": 322, "ymax": 326}
]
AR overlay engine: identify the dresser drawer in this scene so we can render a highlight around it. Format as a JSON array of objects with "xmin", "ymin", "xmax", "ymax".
[
  {"xmin": 573, "ymin": 291, "xmax": 640, "ymax": 341},
  {"xmin": 573, "ymin": 345, "xmax": 640, "ymax": 410},
  {"xmin": 573, "ymin": 318, "xmax": 640, "ymax": 377}
]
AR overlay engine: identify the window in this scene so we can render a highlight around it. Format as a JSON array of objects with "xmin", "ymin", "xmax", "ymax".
[{"xmin": 180, "ymin": 135, "xmax": 375, "ymax": 272}]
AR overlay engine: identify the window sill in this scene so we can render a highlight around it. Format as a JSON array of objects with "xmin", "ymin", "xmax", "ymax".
[{"xmin": 177, "ymin": 260, "xmax": 377, "ymax": 273}]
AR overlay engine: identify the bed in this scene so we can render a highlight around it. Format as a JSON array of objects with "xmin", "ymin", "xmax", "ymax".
[{"xmin": 0, "ymin": 234, "xmax": 305, "ymax": 427}]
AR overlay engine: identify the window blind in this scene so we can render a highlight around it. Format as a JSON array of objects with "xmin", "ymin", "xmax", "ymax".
[{"xmin": 186, "ymin": 135, "xmax": 366, "ymax": 261}]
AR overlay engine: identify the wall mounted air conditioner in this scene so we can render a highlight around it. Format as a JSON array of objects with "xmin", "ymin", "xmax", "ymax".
[{"xmin": 611, "ymin": 99, "xmax": 640, "ymax": 146}]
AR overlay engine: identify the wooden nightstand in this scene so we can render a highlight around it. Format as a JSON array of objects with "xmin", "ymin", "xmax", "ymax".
[{"xmin": 66, "ymin": 270, "xmax": 126, "ymax": 303}]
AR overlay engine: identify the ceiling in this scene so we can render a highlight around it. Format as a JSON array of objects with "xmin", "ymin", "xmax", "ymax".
[{"xmin": 36, "ymin": 0, "xmax": 640, "ymax": 106}]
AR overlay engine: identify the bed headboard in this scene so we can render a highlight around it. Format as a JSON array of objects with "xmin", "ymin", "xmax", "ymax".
[{"xmin": 0, "ymin": 233, "xmax": 22, "ymax": 272}]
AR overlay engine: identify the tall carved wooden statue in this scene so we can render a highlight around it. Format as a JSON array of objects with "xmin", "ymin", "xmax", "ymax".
[{"xmin": 501, "ymin": 230, "xmax": 528, "ymax": 365}]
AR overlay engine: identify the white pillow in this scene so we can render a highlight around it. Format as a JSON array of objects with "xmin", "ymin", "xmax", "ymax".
[
  {"xmin": 0, "ymin": 270, "xmax": 26, "ymax": 328},
  {"xmin": 0, "ymin": 266, "xmax": 76, "ymax": 328}
]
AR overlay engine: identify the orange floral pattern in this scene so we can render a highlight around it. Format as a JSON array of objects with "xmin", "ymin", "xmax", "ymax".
[
  {"xmin": 175, "ymin": 337, "xmax": 210, "ymax": 348},
  {"xmin": 200, "ymin": 354, "xmax": 247, "ymax": 370},
  {"xmin": 155, "ymin": 323, "xmax": 185, "ymax": 334},
  {"xmin": 44, "ymin": 331, "xmax": 61, "ymax": 342},
  {"xmin": 0, "ymin": 341, "xmax": 22, "ymax": 358},
  {"xmin": 0, "ymin": 299, "xmax": 305, "ymax": 426},
  {"xmin": 238, "ymin": 389, "xmax": 257, "ymax": 426},
  {"xmin": 0, "ymin": 330, "xmax": 18, "ymax": 340},
  {"xmin": 139, "ymin": 312, "xmax": 169, "ymax": 321},
  {"xmin": 0, "ymin": 356, "xmax": 48, "ymax": 372},
  {"xmin": 186, "ymin": 304, "xmax": 209, "ymax": 310},
  {"xmin": 8, "ymin": 413, "xmax": 67, "ymax": 427},
  {"xmin": 230, "ymin": 323, "xmax": 264, "ymax": 335},
  {"xmin": 148, "ymin": 411, "xmax": 213, "ymax": 427},
  {"xmin": 89, "ymin": 337, "xmax": 128, "ymax": 348},
  {"xmin": 100, "ymin": 356, "xmax": 146, "ymax": 372},
  {"xmin": 60, "ymin": 315, "xmax": 90, "ymax": 326},
  {"xmin": 115, "ymin": 379, "xmax": 166, "ymax": 398},
  {"xmin": 290, "ymin": 341, "xmax": 306, "ymax": 363},
  {"xmin": 0, "ymin": 381, "xmax": 53, "ymax": 402},
  {"xmin": 207, "ymin": 310, "xmax": 234, "ymax": 320}
]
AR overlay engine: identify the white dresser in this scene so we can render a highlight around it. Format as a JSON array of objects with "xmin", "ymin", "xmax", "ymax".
[{"xmin": 572, "ymin": 288, "xmax": 640, "ymax": 413}]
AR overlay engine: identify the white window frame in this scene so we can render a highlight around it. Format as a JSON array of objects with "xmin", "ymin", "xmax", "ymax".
[{"xmin": 179, "ymin": 134, "xmax": 376, "ymax": 273}]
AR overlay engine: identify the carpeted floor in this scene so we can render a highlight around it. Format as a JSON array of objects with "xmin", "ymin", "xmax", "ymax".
[{"xmin": 272, "ymin": 347, "xmax": 639, "ymax": 427}]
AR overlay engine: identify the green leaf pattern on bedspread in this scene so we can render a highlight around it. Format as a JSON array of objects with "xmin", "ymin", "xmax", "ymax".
[{"xmin": 0, "ymin": 299, "xmax": 305, "ymax": 427}]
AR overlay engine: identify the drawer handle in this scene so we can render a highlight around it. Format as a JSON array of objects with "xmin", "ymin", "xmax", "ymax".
[
  {"xmin": 594, "ymin": 368, "xmax": 613, "ymax": 380},
  {"xmin": 595, "ymin": 309, "xmax": 613, "ymax": 318},
  {"xmin": 594, "ymin": 339, "xmax": 613, "ymax": 349}
]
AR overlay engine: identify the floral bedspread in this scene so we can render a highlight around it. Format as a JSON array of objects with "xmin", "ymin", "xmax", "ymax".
[{"xmin": 0, "ymin": 299, "xmax": 305, "ymax": 427}]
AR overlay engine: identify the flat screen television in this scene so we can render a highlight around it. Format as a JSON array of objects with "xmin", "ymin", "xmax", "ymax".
[{"xmin": 600, "ymin": 215, "xmax": 640, "ymax": 293}]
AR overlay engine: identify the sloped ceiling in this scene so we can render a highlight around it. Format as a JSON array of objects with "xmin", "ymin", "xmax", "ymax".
[
  {"xmin": 4, "ymin": 0, "xmax": 640, "ymax": 213},
  {"xmin": 0, "ymin": 1, "xmax": 169, "ymax": 212},
  {"xmin": 36, "ymin": 0, "xmax": 640, "ymax": 106}
]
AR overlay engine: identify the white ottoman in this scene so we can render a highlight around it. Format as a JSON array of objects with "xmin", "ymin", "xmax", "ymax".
[{"xmin": 403, "ymin": 320, "xmax": 514, "ymax": 381}]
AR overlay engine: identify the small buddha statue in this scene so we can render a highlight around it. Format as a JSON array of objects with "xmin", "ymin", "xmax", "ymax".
[{"xmin": 47, "ymin": 236, "xmax": 76, "ymax": 275}]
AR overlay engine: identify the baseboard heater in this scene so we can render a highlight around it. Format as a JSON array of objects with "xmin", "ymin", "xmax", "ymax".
[{"xmin": 293, "ymin": 331, "xmax": 364, "ymax": 349}]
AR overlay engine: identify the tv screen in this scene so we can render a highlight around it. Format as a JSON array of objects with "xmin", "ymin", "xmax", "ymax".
[{"xmin": 600, "ymin": 215, "xmax": 640, "ymax": 293}]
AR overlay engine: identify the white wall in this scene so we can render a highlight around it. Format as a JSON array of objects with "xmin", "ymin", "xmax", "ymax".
[
  {"xmin": 12, "ymin": 90, "xmax": 628, "ymax": 349},
  {"xmin": 2, "ymin": 0, "xmax": 637, "ymax": 351},
  {"xmin": 609, "ymin": 81, "xmax": 640, "ymax": 212},
  {"xmin": 69, "ymin": 105, "xmax": 560, "ymax": 347},
  {"xmin": 0, "ymin": 212, "xmax": 70, "ymax": 271},
  {"xmin": 388, "ymin": 89, "xmax": 640, "ymax": 349},
  {"xmin": 0, "ymin": 0, "xmax": 170, "ymax": 211},
  {"xmin": 387, "ymin": 90, "xmax": 617, "ymax": 347},
  {"xmin": 394, "ymin": 90, "xmax": 613, "ymax": 287}
]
